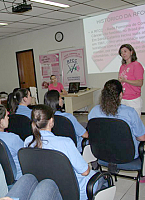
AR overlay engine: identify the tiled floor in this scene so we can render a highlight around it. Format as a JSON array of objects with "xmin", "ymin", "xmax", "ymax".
[{"xmin": 74, "ymin": 113, "xmax": 145, "ymax": 200}]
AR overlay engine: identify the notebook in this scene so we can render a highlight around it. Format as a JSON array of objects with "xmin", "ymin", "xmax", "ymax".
[{"xmin": 68, "ymin": 82, "xmax": 80, "ymax": 93}]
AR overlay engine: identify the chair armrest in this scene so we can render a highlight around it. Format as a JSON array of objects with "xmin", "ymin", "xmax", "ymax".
[
  {"xmin": 82, "ymin": 138, "xmax": 89, "ymax": 153},
  {"xmin": 139, "ymin": 141, "xmax": 145, "ymax": 176},
  {"xmin": 139, "ymin": 141, "xmax": 145, "ymax": 159},
  {"xmin": 87, "ymin": 171, "xmax": 114, "ymax": 200}
]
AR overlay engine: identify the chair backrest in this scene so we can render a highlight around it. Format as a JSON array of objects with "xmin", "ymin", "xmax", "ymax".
[
  {"xmin": 52, "ymin": 115, "xmax": 77, "ymax": 146},
  {"xmin": 87, "ymin": 118, "xmax": 135, "ymax": 164},
  {"xmin": 0, "ymin": 139, "xmax": 17, "ymax": 185},
  {"xmin": 18, "ymin": 148, "xmax": 80, "ymax": 200},
  {"xmin": 0, "ymin": 92, "xmax": 8, "ymax": 98},
  {"xmin": 7, "ymin": 114, "xmax": 32, "ymax": 141}
]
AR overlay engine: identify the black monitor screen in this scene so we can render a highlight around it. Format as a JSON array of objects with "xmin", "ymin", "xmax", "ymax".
[{"xmin": 69, "ymin": 82, "xmax": 80, "ymax": 93}]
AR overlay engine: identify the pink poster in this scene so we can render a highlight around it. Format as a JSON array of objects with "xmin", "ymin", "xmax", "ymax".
[
  {"xmin": 39, "ymin": 54, "xmax": 60, "ymax": 89},
  {"xmin": 61, "ymin": 48, "xmax": 86, "ymax": 87}
]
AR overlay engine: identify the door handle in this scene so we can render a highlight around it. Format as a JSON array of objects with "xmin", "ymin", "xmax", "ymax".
[{"xmin": 21, "ymin": 82, "xmax": 25, "ymax": 84}]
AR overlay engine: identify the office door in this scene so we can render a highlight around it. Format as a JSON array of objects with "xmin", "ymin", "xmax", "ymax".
[{"xmin": 16, "ymin": 49, "xmax": 37, "ymax": 88}]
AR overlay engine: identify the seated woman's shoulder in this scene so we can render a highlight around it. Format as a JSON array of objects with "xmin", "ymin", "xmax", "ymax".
[
  {"xmin": 57, "ymin": 135, "xmax": 75, "ymax": 145},
  {"xmin": 120, "ymin": 104, "xmax": 138, "ymax": 114}
]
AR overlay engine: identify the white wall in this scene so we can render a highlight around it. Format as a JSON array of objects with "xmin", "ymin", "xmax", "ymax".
[{"xmin": 0, "ymin": 20, "xmax": 145, "ymax": 111}]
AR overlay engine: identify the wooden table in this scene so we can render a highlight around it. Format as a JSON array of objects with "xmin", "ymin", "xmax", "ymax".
[{"xmin": 61, "ymin": 88, "xmax": 100, "ymax": 114}]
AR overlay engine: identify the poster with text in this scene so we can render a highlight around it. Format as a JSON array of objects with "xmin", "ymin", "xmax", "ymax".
[
  {"xmin": 39, "ymin": 54, "xmax": 60, "ymax": 89},
  {"xmin": 61, "ymin": 48, "xmax": 86, "ymax": 87},
  {"xmin": 83, "ymin": 4, "xmax": 145, "ymax": 73}
]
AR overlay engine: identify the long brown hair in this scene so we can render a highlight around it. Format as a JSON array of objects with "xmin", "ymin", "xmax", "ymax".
[
  {"xmin": 28, "ymin": 104, "xmax": 54, "ymax": 148},
  {"xmin": 100, "ymin": 79, "xmax": 123, "ymax": 116},
  {"xmin": 118, "ymin": 44, "xmax": 137, "ymax": 64}
]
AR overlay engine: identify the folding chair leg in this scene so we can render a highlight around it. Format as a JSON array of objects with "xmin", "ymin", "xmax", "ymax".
[
  {"xmin": 99, "ymin": 165, "xmax": 103, "ymax": 172},
  {"xmin": 136, "ymin": 173, "xmax": 140, "ymax": 200},
  {"xmin": 114, "ymin": 175, "xmax": 117, "ymax": 182}
]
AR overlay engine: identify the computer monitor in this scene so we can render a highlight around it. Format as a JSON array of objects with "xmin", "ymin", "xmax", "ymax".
[{"xmin": 68, "ymin": 82, "xmax": 80, "ymax": 93}]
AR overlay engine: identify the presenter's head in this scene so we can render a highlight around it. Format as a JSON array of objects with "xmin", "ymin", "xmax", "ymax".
[
  {"xmin": 100, "ymin": 79, "xmax": 123, "ymax": 116},
  {"xmin": 118, "ymin": 44, "xmax": 137, "ymax": 65},
  {"xmin": 44, "ymin": 90, "xmax": 63, "ymax": 113},
  {"xmin": 50, "ymin": 75, "xmax": 57, "ymax": 85}
]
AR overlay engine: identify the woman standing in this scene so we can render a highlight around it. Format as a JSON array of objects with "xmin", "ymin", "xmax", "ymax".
[{"xmin": 118, "ymin": 44, "xmax": 144, "ymax": 117}]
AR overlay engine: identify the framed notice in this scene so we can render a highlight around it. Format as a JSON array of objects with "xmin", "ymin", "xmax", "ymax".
[
  {"xmin": 39, "ymin": 54, "xmax": 60, "ymax": 89},
  {"xmin": 60, "ymin": 48, "xmax": 86, "ymax": 87}
]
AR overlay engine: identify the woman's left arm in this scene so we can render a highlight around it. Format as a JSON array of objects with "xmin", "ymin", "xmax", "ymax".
[
  {"xmin": 62, "ymin": 89, "xmax": 68, "ymax": 95},
  {"xmin": 123, "ymin": 79, "xmax": 143, "ymax": 87},
  {"xmin": 119, "ymin": 76, "xmax": 143, "ymax": 87}
]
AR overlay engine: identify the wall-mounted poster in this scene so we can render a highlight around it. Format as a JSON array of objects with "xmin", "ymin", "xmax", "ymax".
[
  {"xmin": 60, "ymin": 48, "xmax": 86, "ymax": 87},
  {"xmin": 39, "ymin": 54, "xmax": 60, "ymax": 89}
]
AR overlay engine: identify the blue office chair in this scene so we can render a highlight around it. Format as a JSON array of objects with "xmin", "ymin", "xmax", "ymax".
[
  {"xmin": 18, "ymin": 147, "xmax": 116, "ymax": 200},
  {"xmin": 0, "ymin": 139, "xmax": 17, "ymax": 187},
  {"xmin": 86, "ymin": 118, "xmax": 145, "ymax": 200},
  {"xmin": 52, "ymin": 115, "xmax": 77, "ymax": 146},
  {"xmin": 7, "ymin": 114, "xmax": 32, "ymax": 141}
]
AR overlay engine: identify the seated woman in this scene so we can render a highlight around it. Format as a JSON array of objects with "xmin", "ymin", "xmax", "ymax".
[
  {"xmin": 88, "ymin": 79, "xmax": 145, "ymax": 159},
  {"xmin": 0, "ymin": 167, "xmax": 62, "ymax": 200},
  {"xmin": 0, "ymin": 105, "xmax": 23, "ymax": 180},
  {"xmin": 8, "ymin": 88, "xmax": 32, "ymax": 119},
  {"xmin": 48, "ymin": 75, "xmax": 67, "ymax": 95},
  {"xmin": 44, "ymin": 90, "xmax": 88, "ymax": 153},
  {"xmin": 24, "ymin": 105, "xmax": 106, "ymax": 200}
]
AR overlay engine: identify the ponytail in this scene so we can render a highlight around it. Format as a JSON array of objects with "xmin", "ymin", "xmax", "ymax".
[
  {"xmin": 28, "ymin": 121, "xmax": 42, "ymax": 148},
  {"xmin": 8, "ymin": 88, "xmax": 29, "ymax": 114},
  {"xmin": 28, "ymin": 104, "xmax": 54, "ymax": 148}
]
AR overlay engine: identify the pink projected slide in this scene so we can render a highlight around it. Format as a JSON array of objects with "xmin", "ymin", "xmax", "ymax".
[{"xmin": 83, "ymin": 5, "xmax": 145, "ymax": 74}]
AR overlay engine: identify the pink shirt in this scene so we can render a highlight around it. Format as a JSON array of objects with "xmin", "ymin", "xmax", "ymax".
[
  {"xmin": 48, "ymin": 82, "xmax": 64, "ymax": 93},
  {"xmin": 119, "ymin": 61, "xmax": 144, "ymax": 100}
]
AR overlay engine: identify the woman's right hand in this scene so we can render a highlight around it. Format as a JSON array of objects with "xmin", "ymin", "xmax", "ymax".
[
  {"xmin": 81, "ymin": 165, "xmax": 90, "ymax": 176},
  {"xmin": 0, "ymin": 197, "xmax": 14, "ymax": 200}
]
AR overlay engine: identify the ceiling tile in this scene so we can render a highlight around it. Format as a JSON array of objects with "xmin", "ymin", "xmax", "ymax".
[
  {"xmin": 0, "ymin": 27, "xmax": 19, "ymax": 32},
  {"xmin": 40, "ymin": 10, "xmax": 80, "ymax": 19},
  {"xmin": 62, "ymin": 4, "xmax": 103, "ymax": 15},
  {"xmin": 68, "ymin": 0, "xmax": 93, "ymax": 3},
  {"xmin": 84, "ymin": 0, "xmax": 129, "ymax": 10},
  {"xmin": 23, "ymin": 16, "xmax": 61, "ymax": 24},
  {"xmin": 21, "ymin": 6, "xmax": 54, "ymax": 16},
  {"xmin": 48, "ymin": 0, "xmax": 78, "ymax": 6},
  {"xmin": 0, "ymin": 12, "xmax": 31, "ymax": 21},
  {"xmin": 122, "ymin": 0, "xmax": 145, "ymax": 3}
]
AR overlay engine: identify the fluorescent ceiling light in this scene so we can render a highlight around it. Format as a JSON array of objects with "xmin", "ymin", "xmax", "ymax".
[
  {"xmin": 31, "ymin": 0, "xmax": 70, "ymax": 8},
  {"xmin": 0, "ymin": 23, "xmax": 8, "ymax": 26}
]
